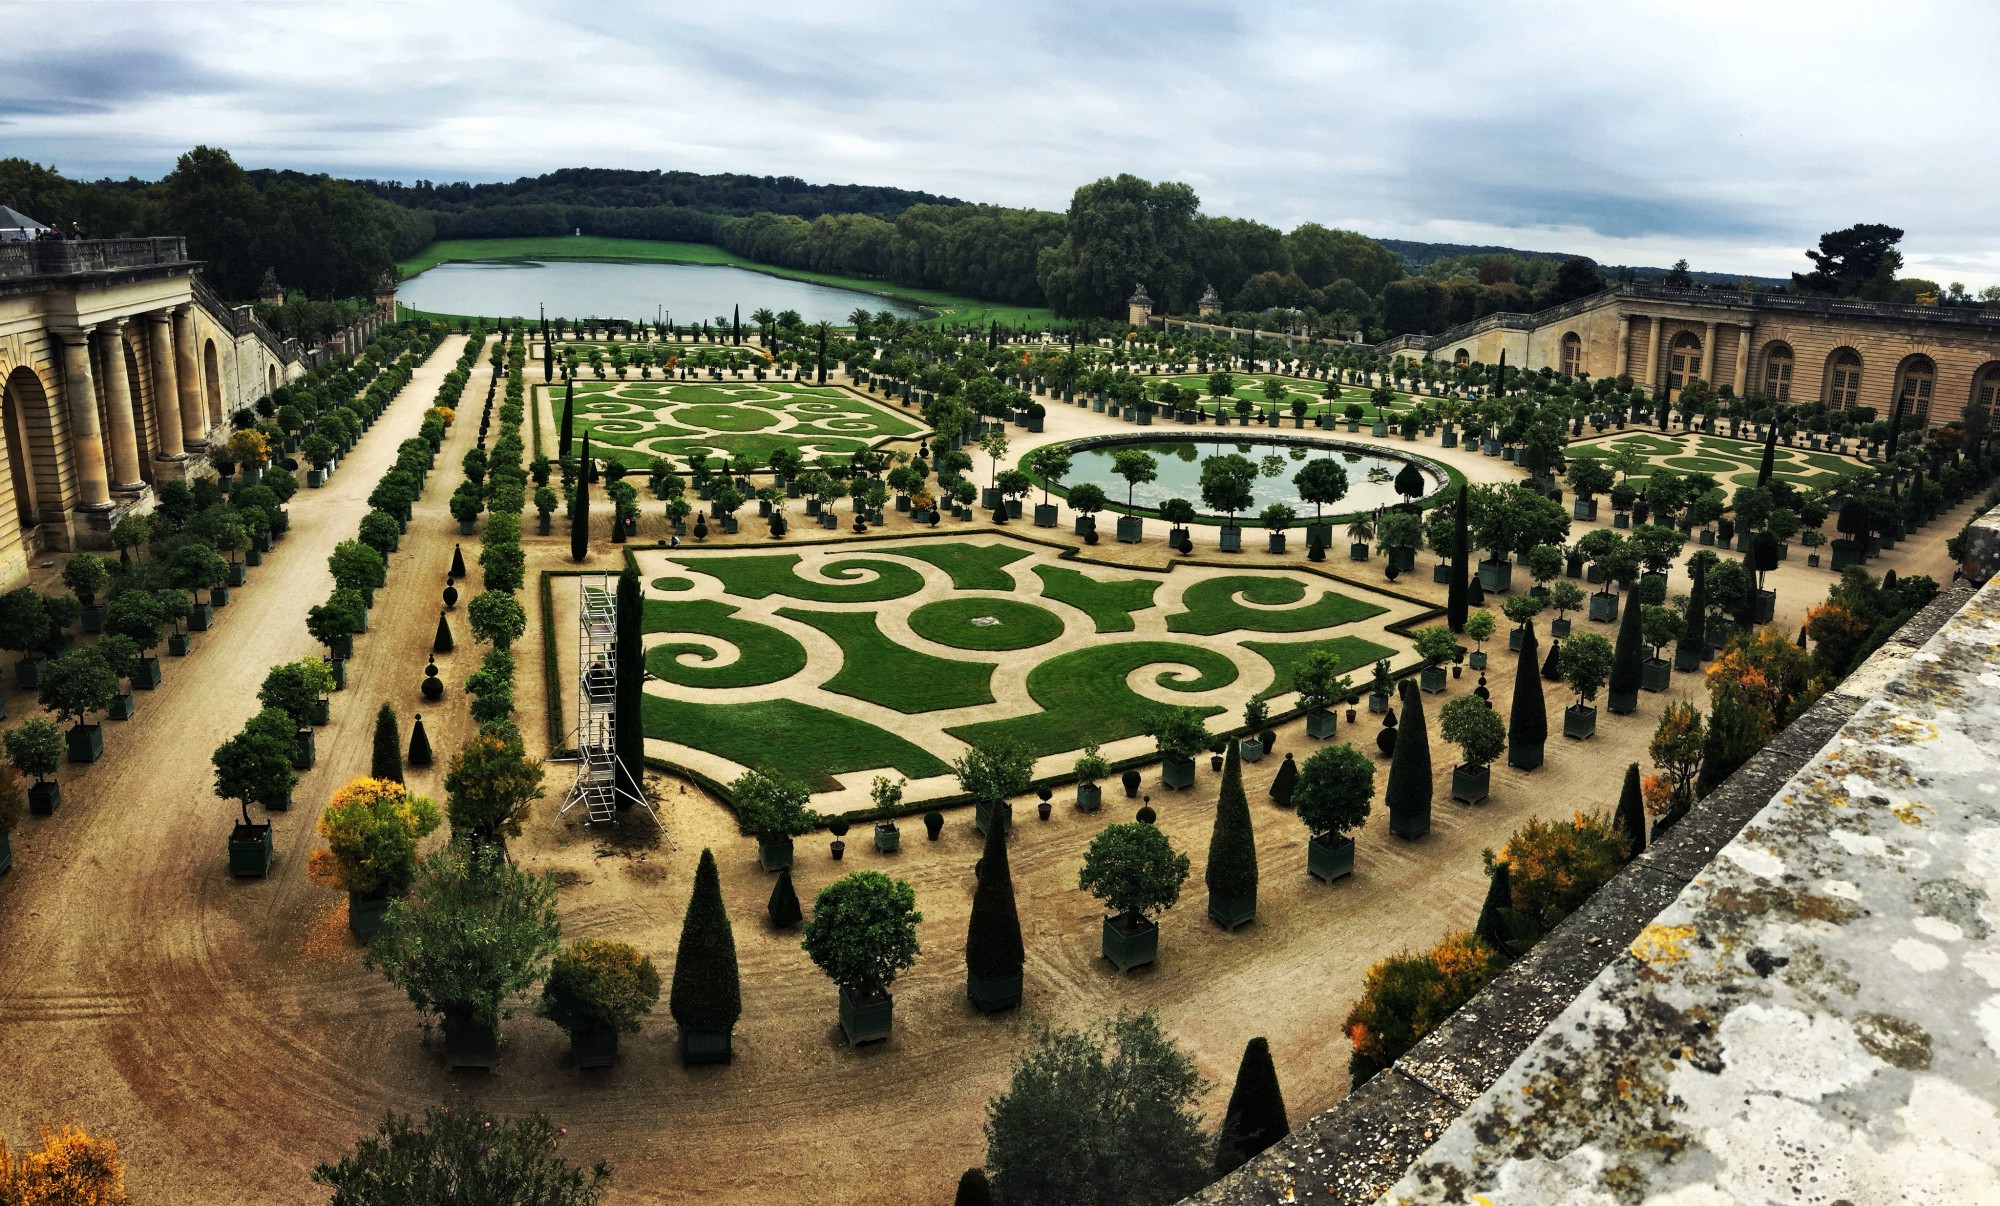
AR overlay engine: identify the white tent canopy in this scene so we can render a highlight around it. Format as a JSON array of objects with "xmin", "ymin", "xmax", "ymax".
[{"xmin": 0, "ymin": 205, "xmax": 52, "ymax": 241}]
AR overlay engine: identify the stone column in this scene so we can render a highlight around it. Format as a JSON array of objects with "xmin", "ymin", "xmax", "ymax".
[
  {"xmin": 1616, "ymin": 314, "xmax": 1631, "ymax": 380},
  {"xmin": 172, "ymin": 304, "xmax": 206, "ymax": 451},
  {"xmin": 53, "ymin": 327, "xmax": 112, "ymax": 510},
  {"xmin": 1700, "ymin": 320, "xmax": 1717, "ymax": 382},
  {"xmin": 96, "ymin": 320, "xmax": 144, "ymax": 491},
  {"xmin": 1646, "ymin": 315, "xmax": 1664, "ymax": 395},
  {"xmin": 1734, "ymin": 326, "xmax": 1752, "ymax": 398},
  {"xmin": 146, "ymin": 311, "xmax": 184, "ymax": 461}
]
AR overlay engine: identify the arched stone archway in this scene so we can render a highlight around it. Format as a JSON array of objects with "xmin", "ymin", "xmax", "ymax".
[
  {"xmin": 2, "ymin": 365, "xmax": 58, "ymax": 541},
  {"xmin": 1892, "ymin": 353, "xmax": 1937, "ymax": 427},
  {"xmin": 1824, "ymin": 347, "xmax": 1863, "ymax": 407},
  {"xmin": 1759, "ymin": 340, "xmax": 1794, "ymax": 402},
  {"xmin": 203, "ymin": 340, "xmax": 222, "ymax": 427},
  {"xmin": 1666, "ymin": 331, "xmax": 1701, "ymax": 400},
  {"xmin": 266, "ymin": 363, "xmax": 277, "ymax": 395}
]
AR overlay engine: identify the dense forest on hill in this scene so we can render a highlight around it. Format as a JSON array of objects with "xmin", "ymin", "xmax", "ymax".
[{"xmin": 3, "ymin": 147, "xmax": 1950, "ymax": 338}]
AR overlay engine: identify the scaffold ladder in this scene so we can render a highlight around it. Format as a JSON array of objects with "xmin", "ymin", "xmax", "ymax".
[{"xmin": 559, "ymin": 573, "xmax": 653, "ymax": 826}]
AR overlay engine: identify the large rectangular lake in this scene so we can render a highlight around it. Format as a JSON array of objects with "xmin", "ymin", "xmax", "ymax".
[{"xmin": 397, "ymin": 259, "xmax": 927, "ymax": 324}]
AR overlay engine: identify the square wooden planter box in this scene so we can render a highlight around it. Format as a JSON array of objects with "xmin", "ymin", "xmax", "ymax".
[
  {"xmin": 28, "ymin": 780, "xmax": 60, "ymax": 815},
  {"xmin": 974, "ymin": 800, "xmax": 1013, "ymax": 836},
  {"xmin": 1641, "ymin": 659, "xmax": 1673, "ymax": 692},
  {"xmin": 1307, "ymin": 834, "xmax": 1355, "ymax": 882},
  {"xmin": 1508, "ymin": 739, "xmax": 1544, "ymax": 770},
  {"xmin": 1588, "ymin": 592, "xmax": 1620, "ymax": 623},
  {"xmin": 348, "ymin": 893, "xmax": 392, "ymax": 944},
  {"xmin": 966, "ymin": 971, "xmax": 1023, "ymax": 1014},
  {"xmin": 66, "ymin": 723, "xmax": 104, "ymax": 764},
  {"xmin": 1477, "ymin": 560, "xmax": 1514, "ymax": 593},
  {"xmin": 1419, "ymin": 666, "xmax": 1447, "ymax": 694},
  {"xmin": 1207, "ymin": 889, "xmax": 1256, "ymax": 931},
  {"xmin": 1305, "ymin": 709, "xmax": 1339, "ymax": 739},
  {"xmin": 678, "ymin": 1027, "xmax": 734, "ymax": 1065},
  {"xmin": 873, "ymin": 822, "xmax": 900, "ymax": 853},
  {"xmin": 1101, "ymin": 915, "xmax": 1159, "ymax": 972},
  {"xmin": 1450, "ymin": 763, "xmax": 1490, "ymax": 805},
  {"xmin": 1160, "ymin": 756, "xmax": 1195, "ymax": 790},
  {"xmin": 107, "ymin": 692, "xmax": 136, "ymax": 720},
  {"xmin": 1076, "ymin": 784, "xmax": 1102, "ymax": 812},
  {"xmin": 1218, "ymin": 527, "xmax": 1242, "ymax": 553},
  {"xmin": 1607, "ymin": 687, "xmax": 1639, "ymax": 715},
  {"xmin": 1563, "ymin": 705, "xmax": 1598, "ymax": 739},
  {"xmin": 228, "ymin": 822, "xmax": 273, "ymax": 877},
  {"xmin": 838, "ymin": 988, "xmax": 895, "ymax": 1045},
  {"xmin": 568, "ymin": 1029, "xmax": 619, "ymax": 1072},
  {"xmin": 757, "ymin": 836, "xmax": 794, "ymax": 873},
  {"xmin": 1240, "ymin": 738, "xmax": 1266, "ymax": 763},
  {"xmin": 441, "ymin": 1013, "xmax": 502, "ymax": 1070}
]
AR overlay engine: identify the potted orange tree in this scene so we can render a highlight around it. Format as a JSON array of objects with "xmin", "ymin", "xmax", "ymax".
[
  {"xmin": 539, "ymin": 938, "xmax": 660, "ymax": 1070},
  {"xmin": 6, "ymin": 717, "xmax": 62, "ymax": 815},
  {"xmin": 306, "ymin": 777, "xmax": 442, "ymax": 943},
  {"xmin": 41, "ymin": 647, "xmax": 117, "ymax": 763},
  {"xmin": 1440, "ymin": 694, "xmax": 1506, "ymax": 805},
  {"xmin": 1080, "ymin": 821, "xmax": 1190, "ymax": 972},
  {"xmin": 732, "ymin": 769, "xmax": 817, "ymax": 872},
  {"xmin": 0, "ymin": 758, "xmax": 19, "ymax": 875},
  {"xmin": 802, "ymin": 870, "xmax": 921, "ymax": 1045},
  {"xmin": 213, "ymin": 708, "xmax": 299, "ymax": 876},
  {"xmin": 1295, "ymin": 742, "xmax": 1374, "ymax": 881}
]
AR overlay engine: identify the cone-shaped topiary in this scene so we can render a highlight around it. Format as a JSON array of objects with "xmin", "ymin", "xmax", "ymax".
[
  {"xmin": 1475, "ymin": 860, "xmax": 1513, "ymax": 956},
  {"xmin": 1215, "ymin": 1035, "xmax": 1290, "ymax": 1175},
  {"xmin": 1269, "ymin": 752, "xmax": 1298, "ymax": 806},
  {"xmin": 1616, "ymin": 762, "xmax": 1647, "ymax": 860},
  {"xmin": 767, "ymin": 868, "xmax": 802, "ymax": 928},
  {"xmin": 614, "ymin": 566, "xmax": 644, "ymax": 796},
  {"xmin": 1679, "ymin": 555, "xmax": 1708, "ymax": 664},
  {"xmin": 1609, "ymin": 584, "xmax": 1644, "ymax": 701},
  {"xmin": 571, "ymin": 436, "xmax": 592, "ymax": 563},
  {"xmin": 1509, "ymin": 620, "xmax": 1546, "ymax": 759},
  {"xmin": 1541, "ymin": 637, "xmax": 1563, "ymax": 680},
  {"xmin": 1385, "ymin": 681, "xmax": 1431, "ymax": 839},
  {"xmin": 965, "ymin": 804, "xmax": 1024, "ymax": 986},
  {"xmin": 1204, "ymin": 740, "xmax": 1258, "ymax": 909},
  {"xmin": 1447, "ymin": 484, "xmax": 1469, "ymax": 632},
  {"xmin": 433, "ymin": 612, "xmax": 454, "ymax": 655},
  {"xmin": 559, "ymin": 380, "xmax": 575, "ymax": 460},
  {"xmin": 954, "ymin": 1168, "xmax": 994, "ymax": 1206},
  {"xmin": 669, "ymin": 849, "xmax": 742, "ymax": 1034},
  {"xmin": 406, "ymin": 713, "xmax": 432, "ymax": 767},
  {"xmin": 449, "ymin": 543, "xmax": 466, "ymax": 581},
  {"xmin": 371, "ymin": 704, "xmax": 403, "ymax": 784}
]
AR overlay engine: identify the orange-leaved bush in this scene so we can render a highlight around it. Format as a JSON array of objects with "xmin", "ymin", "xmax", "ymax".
[
  {"xmin": 1343, "ymin": 931, "xmax": 1497, "ymax": 1088},
  {"xmin": 1485, "ymin": 812, "xmax": 1626, "ymax": 935},
  {"xmin": 307, "ymin": 777, "xmax": 441, "ymax": 899},
  {"xmin": 0, "ymin": 1123, "xmax": 128, "ymax": 1205}
]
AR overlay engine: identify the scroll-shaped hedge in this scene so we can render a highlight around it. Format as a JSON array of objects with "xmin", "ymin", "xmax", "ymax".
[
  {"xmin": 948, "ymin": 641, "xmax": 1236, "ymax": 758},
  {"xmin": 641, "ymin": 598, "xmax": 806, "ymax": 688}
]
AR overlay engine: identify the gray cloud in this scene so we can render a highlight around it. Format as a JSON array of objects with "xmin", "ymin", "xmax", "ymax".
[{"xmin": 0, "ymin": 0, "xmax": 1994, "ymax": 284}]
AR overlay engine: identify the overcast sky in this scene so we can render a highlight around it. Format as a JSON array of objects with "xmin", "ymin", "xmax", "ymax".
[{"xmin": 6, "ymin": 0, "xmax": 1998, "ymax": 285}]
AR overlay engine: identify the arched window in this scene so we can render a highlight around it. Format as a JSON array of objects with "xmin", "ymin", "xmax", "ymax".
[
  {"xmin": 1971, "ymin": 361, "xmax": 2000, "ymax": 420},
  {"xmin": 1454, "ymin": 349, "xmax": 1470, "ymax": 367},
  {"xmin": 1894, "ymin": 355, "xmax": 1936, "ymax": 426},
  {"xmin": 1666, "ymin": 331, "xmax": 1701, "ymax": 397},
  {"xmin": 3, "ymin": 366, "xmax": 50, "ymax": 537},
  {"xmin": 1761, "ymin": 342, "xmax": 1794, "ymax": 402},
  {"xmin": 1826, "ymin": 349, "xmax": 1863, "ymax": 407},
  {"xmin": 1559, "ymin": 332, "xmax": 1583, "ymax": 378}
]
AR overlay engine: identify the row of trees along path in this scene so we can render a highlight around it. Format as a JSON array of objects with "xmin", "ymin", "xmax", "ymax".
[{"xmin": 0, "ymin": 333, "xmax": 490, "ymax": 1200}]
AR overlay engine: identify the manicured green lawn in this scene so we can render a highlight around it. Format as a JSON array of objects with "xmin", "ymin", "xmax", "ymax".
[
  {"xmin": 643, "ymin": 695, "xmax": 951, "ymax": 790},
  {"xmin": 651, "ymin": 576, "xmax": 694, "ymax": 592},
  {"xmin": 397, "ymin": 237, "xmax": 1059, "ymax": 327},
  {"xmin": 948, "ymin": 641, "xmax": 1235, "ymax": 757},
  {"xmin": 1243, "ymin": 636, "xmax": 1397, "ymax": 701},
  {"xmin": 697, "ymin": 553, "xmax": 926, "ymax": 602},
  {"xmin": 641, "ymin": 599, "xmax": 806, "ymax": 688},
  {"xmin": 1032, "ymin": 565, "xmax": 1159, "ymax": 632},
  {"xmin": 778, "ymin": 608, "xmax": 995, "ymax": 713},
  {"xmin": 1568, "ymin": 431, "xmax": 1864, "ymax": 491},
  {"xmin": 559, "ymin": 377, "xmax": 920, "ymax": 467},
  {"xmin": 1166, "ymin": 575, "xmax": 1387, "ymax": 636},
  {"xmin": 889, "ymin": 542, "xmax": 1029, "ymax": 589},
  {"xmin": 907, "ymin": 597, "xmax": 1065, "ymax": 651}
]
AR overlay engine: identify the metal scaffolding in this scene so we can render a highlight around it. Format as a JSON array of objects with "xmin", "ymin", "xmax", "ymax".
[{"xmin": 559, "ymin": 573, "xmax": 651, "ymax": 826}]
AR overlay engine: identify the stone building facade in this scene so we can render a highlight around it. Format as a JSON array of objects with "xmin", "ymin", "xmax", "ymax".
[
  {"xmin": 1380, "ymin": 284, "xmax": 2000, "ymax": 430},
  {"xmin": 0, "ymin": 237, "xmax": 387, "ymax": 588}
]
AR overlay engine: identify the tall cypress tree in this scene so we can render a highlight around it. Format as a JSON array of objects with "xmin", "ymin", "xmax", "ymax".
[
  {"xmin": 1447, "ymin": 484, "xmax": 1470, "ymax": 632},
  {"xmin": 1679, "ymin": 554, "xmax": 1708, "ymax": 666},
  {"xmin": 614, "ymin": 566, "xmax": 644, "ymax": 801},
  {"xmin": 954, "ymin": 1169, "xmax": 994, "ymax": 1206},
  {"xmin": 371, "ymin": 704, "xmax": 403, "ymax": 783},
  {"xmin": 1205, "ymin": 739, "xmax": 1259, "ymax": 920},
  {"xmin": 965, "ymin": 801, "xmax": 1025, "ymax": 995},
  {"xmin": 1214, "ymin": 1036, "xmax": 1289, "ymax": 1175},
  {"xmin": 1615, "ymin": 762, "xmax": 1647, "ymax": 860},
  {"xmin": 1733, "ymin": 540, "xmax": 1759, "ymax": 630},
  {"xmin": 1608, "ymin": 588, "xmax": 1643, "ymax": 710},
  {"xmin": 1756, "ymin": 424, "xmax": 1777, "ymax": 487},
  {"xmin": 1475, "ymin": 860, "xmax": 1513, "ymax": 956},
  {"xmin": 669, "ymin": 849, "xmax": 742, "ymax": 1041},
  {"xmin": 571, "ymin": 435, "xmax": 592, "ymax": 562},
  {"xmin": 406, "ymin": 713, "xmax": 432, "ymax": 767},
  {"xmin": 1508, "ymin": 620, "xmax": 1546, "ymax": 768},
  {"xmin": 732, "ymin": 304, "xmax": 741, "ymax": 345},
  {"xmin": 558, "ymin": 380, "xmax": 575, "ymax": 460},
  {"xmin": 1385, "ymin": 680, "xmax": 1431, "ymax": 839}
]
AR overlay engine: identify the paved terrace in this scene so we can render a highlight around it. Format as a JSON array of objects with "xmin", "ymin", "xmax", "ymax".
[{"xmin": 1194, "ymin": 510, "xmax": 2000, "ymax": 1204}]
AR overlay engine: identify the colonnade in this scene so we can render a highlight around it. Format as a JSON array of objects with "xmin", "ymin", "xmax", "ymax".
[{"xmin": 49, "ymin": 302, "xmax": 210, "ymax": 512}]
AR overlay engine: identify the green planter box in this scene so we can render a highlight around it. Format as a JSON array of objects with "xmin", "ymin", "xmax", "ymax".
[
  {"xmin": 348, "ymin": 893, "xmax": 392, "ymax": 944},
  {"xmin": 1101, "ymin": 915, "xmax": 1159, "ymax": 972},
  {"xmin": 568, "ymin": 1028, "xmax": 619, "ymax": 1071},
  {"xmin": 1477, "ymin": 559, "xmax": 1514, "ymax": 593},
  {"xmin": 967, "ymin": 971, "xmax": 1023, "ymax": 1014},
  {"xmin": 1116, "ymin": 515, "xmax": 1144, "ymax": 543},
  {"xmin": 16, "ymin": 655, "xmax": 45, "ymax": 688},
  {"xmin": 1161, "ymin": 755, "xmax": 1195, "ymax": 790},
  {"xmin": 1607, "ymin": 687, "xmax": 1638, "ymax": 715},
  {"xmin": 229, "ymin": 822, "xmax": 273, "ymax": 877},
  {"xmin": 678, "ymin": 1027, "xmax": 734, "ymax": 1066},
  {"xmin": 1076, "ymin": 783, "xmax": 1102, "ymax": 812},
  {"xmin": 1508, "ymin": 738, "xmax": 1544, "ymax": 770},
  {"xmin": 28, "ymin": 781, "xmax": 60, "ymax": 815},
  {"xmin": 1305, "ymin": 709, "xmax": 1339, "ymax": 739},
  {"xmin": 838, "ymin": 988, "xmax": 895, "ymax": 1045},
  {"xmin": 1588, "ymin": 592, "xmax": 1619, "ymax": 623},
  {"xmin": 441, "ymin": 1012, "xmax": 502, "ymax": 1070},
  {"xmin": 1307, "ymin": 834, "xmax": 1354, "ymax": 882},
  {"xmin": 1241, "ymin": 737, "xmax": 1266, "ymax": 763},
  {"xmin": 66, "ymin": 723, "xmax": 104, "ymax": 764},
  {"xmin": 1641, "ymin": 658, "xmax": 1672, "ymax": 692},
  {"xmin": 227, "ymin": 562, "xmax": 247, "ymax": 587},
  {"xmin": 108, "ymin": 692, "xmax": 136, "ymax": 720},
  {"xmin": 1419, "ymin": 666, "xmax": 1447, "ymax": 694},
  {"xmin": 1450, "ymin": 764, "xmax": 1490, "ymax": 805},
  {"xmin": 873, "ymin": 822, "xmax": 900, "ymax": 853},
  {"xmin": 974, "ymin": 799, "xmax": 1013, "ymax": 836},
  {"xmin": 189, "ymin": 603, "xmax": 213, "ymax": 632},
  {"xmin": 1563, "ymin": 705, "xmax": 1598, "ymax": 739},
  {"xmin": 81, "ymin": 605, "xmax": 107, "ymax": 633},
  {"xmin": 168, "ymin": 633, "xmax": 191, "ymax": 657},
  {"xmin": 1033, "ymin": 503, "xmax": 1058, "ymax": 528},
  {"xmin": 293, "ymin": 728, "xmax": 316, "ymax": 772},
  {"xmin": 1207, "ymin": 888, "xmax": 1256, "ymax": 931},
  {"xmin": 211, "ymin": 585, "xmax": 230, "ymax": 608},
  {"xmin": 1551, "ymin": 618, "xmax": 1572, "ymax": 639},
  {"xmin": 757, "ymin": 835, "xmax": 794, "ymax": 872},
  {"xmin": 1369, "ymin": 692, "xmax": 1389, "ymax": 714},
  {"xmin": 1218, "ymin": 526, "xmax": 1242, "ymax": 553}
]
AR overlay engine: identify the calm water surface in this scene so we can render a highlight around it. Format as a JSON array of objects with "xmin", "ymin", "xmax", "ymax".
[
  {"xmin": 399, "ymin": 259, "xmax": 927, "ymax": 324},
  {"xmin": 1068, "ymin": 438, "xmax": 1430, "ymax": 517}
]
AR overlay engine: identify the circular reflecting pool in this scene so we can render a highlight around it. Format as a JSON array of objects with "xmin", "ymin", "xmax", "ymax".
[{"xmin": 1058, "ymin": 434, "xmax": 1446, "ymax": 520}]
